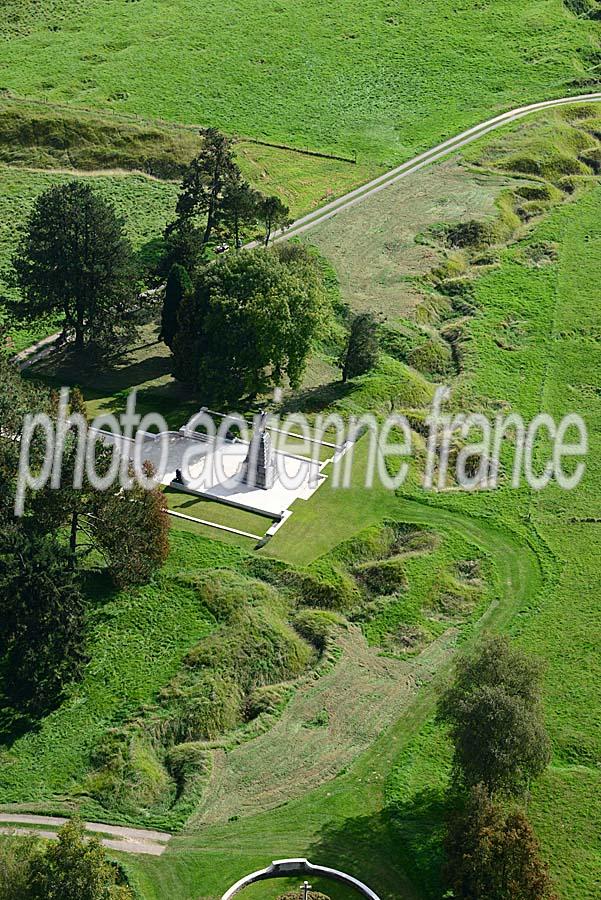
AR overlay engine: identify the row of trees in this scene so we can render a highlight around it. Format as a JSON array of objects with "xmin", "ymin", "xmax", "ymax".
[
  {"xmin": 437, "ymin": 635, "xmax": 556, "ymax": 899},
  {"xmin": 0, "ymin": 354, "xmax": 169, "ymax": 732},
  {"xmin": 166, "ymin": 127, "xmax": 290, "ymax": 262}
]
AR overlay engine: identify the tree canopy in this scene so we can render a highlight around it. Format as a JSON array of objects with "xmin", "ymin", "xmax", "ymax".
[
  {"xmin": 160, "ymin": 263, "xmax": 193, "ymax": 349},
  {"xmin": 28, "ymin": 819, "xmax": 134, "ymax": 900},
  {"xmin": 438, "ymin": 635, "xmax": 551, "ymax": 796},
  {"xmin": 166, "ymin": 129, "xmax": 289, "ymax": 260},
  {"xmin": 444, "ymin": 785, "xmax": 557, "ymax": 900},
  {"xmin": 341, "ymin": 311, "xmax": 380, "ymax": 382},
  {"xmin": 172, "ymin": 246, "xmax": 326, "ymax": 402},
  {"xmin": 0, "ymin": 526, "xmax": 86, "ymax": 728},
  {"xmin": 12, "ymin": 181, "xmax": 138, "ymax": 354}
]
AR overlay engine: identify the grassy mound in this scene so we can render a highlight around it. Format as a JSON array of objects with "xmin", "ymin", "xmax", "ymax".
[{"xmin": 0, "ymin": 101, "xmax": 200, "ymax": 177}]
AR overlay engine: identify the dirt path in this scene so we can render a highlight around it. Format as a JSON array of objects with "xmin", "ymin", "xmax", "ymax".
[
  {"xmin": 6, "ymin": 163, "xmax": 179, "ymax": 183},
  {"xmin": 0, "ymin": 813, "xmax": 171, "ymax": 856},
  {"xmin": 259, "ymin": 91, "xmax": 601, "ymax": 246}
]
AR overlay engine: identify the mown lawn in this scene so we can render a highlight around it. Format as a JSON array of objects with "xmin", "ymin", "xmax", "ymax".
[
  {"xmin": 121, "ymin": 182, "xmax": 601, "ymax": 900},
  {"xmin": 0, "ymin": 0, "xmax": 597, "ymax": 165}
]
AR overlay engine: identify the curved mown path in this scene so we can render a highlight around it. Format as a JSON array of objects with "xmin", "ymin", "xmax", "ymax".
[{"xmin": 126, "ymin": 501, "xmax": 543, "ymax": 900}]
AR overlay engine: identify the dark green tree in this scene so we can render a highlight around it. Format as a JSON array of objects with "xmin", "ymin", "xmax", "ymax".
[
  {"xmin": 12, "ymin": 182, "xmax": 138, "ymax": 354},
  {"xmin": 28, "ymin": 819, "xmax": 134, "ymax": 900},
  {"xmin": 33, "ymin": 395, "xmax": 169, "ymax": 587},
  {"xmin": 0, "ymin": 346, "xmax": 50, "ymax": 524},
  {"xmin": 221, "ymin": 176, "xmax": 260, "ymax": 248},
  {"xmin": 91, "ymin": 462, "xmax": 170, "ymax": 589},
  {"xmin": 160, "ymin": 218, "xmax": 208, "ymax": 276},
  {"xmin": 171, "ymin": 247, "xmax": 325, "ymax": 402},
  {"xmin": 444, "ymin": 785, "xmax": 557, "ymax": 900},
  {"xmin": 259, "ymin": 194, "xmax": 290, "ymax": 245},
  {"xmin": 160, "ymin": 263, "xmax": 193, "ymax": 349},
  {"xmin": 173, "ymin": 128, "xmax": 238, "ymax": 245},
  {"xmin": 0, "ymin": 526, "xmax": 86, "ymax": 724},
  {"xmin": 438, "ymin": 635, "xmax": 551, "ymax": 796},
  {"xmin": 341, "ymin": 311, "xmax": 380, "ymax": 382}
]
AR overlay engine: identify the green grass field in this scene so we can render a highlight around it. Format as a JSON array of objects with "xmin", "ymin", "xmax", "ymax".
[
  {"xmin": 0, "ymin": 70, "xmax": 601, "ymax": 900},
  {"xmin": 0, "ymin": 1, "xmax": 599, "ymax": 166},
  {"xmin": 114, "ymin": 173, "xmax": 601, "ymax": 900}
]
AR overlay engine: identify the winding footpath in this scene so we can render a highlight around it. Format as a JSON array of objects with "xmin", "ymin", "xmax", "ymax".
[{"xmin": 1, "ymin": 91, "xmax": 585, "ymax": 865}]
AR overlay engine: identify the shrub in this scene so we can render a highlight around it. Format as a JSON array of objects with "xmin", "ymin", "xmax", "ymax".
[
  {"xmin": 165, "ymin": 742, "xmax": 211, "ymax": 799},
  {"xmin": 514, "ymin": 184, "xmax": 554, "ymax": 201},
  {"xmin": 158, "ymin": 671, "xmax": 243, "ymax": 743},
  {"xmin": 245, "ymin": 684, "xmax": 291, "ymax": 720},
  {"xmin": 299, "ymin": 559, "xmax": 362, "ymax": 610},
  {"xmin": 446, "ymin": 220, "xmax": 497, "ymax": 249},
  {"xmin": 191, "ymin": 569, "xmax": 275, "ymax": 623},
  {"xmin": 0, "ymin": 833, "xmax": 42, "ymax": 900},
  {"xmin": 28, "ymin": 819, "xmax": 135, "ymax": 900},
  {"xmin": 186, "ymin": 608, "xmax": 313, "ymax": 693},
  {"xmin": 86, "ymin": 731, "xmax": 172, "ymax": 810}
]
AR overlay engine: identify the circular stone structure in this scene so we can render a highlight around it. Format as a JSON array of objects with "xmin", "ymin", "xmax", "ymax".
[{"xmin": 220, "ymin": 858, "xmax": 381, "ymax": 900}]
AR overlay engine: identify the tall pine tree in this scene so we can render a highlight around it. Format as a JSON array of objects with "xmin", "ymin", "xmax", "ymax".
[{"xmin": 12, "ymin": 182, "xmax": 138, "ymax": 354}]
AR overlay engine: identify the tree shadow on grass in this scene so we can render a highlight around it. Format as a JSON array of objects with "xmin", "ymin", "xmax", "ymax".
[
  {"xmin": 33, "ymin": 347, "xmax": 173, "ymax": 396},
  {"xmin": 281, "ymin": 378, "xmax": 356, "ymax": 415},
  {"xmin": 304, "ymin": 788, "xmax": 447, "ymax": 900}
]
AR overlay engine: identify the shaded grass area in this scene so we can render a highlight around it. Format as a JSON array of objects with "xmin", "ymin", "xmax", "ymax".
[{"xmin": 0, "ymin": 0, "xmax": 599, "ymax": 167}]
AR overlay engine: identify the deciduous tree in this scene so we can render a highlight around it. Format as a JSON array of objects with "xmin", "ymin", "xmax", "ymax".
[
  {"xmin": 438, "ymin": 636, "xmax": 551, "ymax": 796},
  {"xmin": 172, "ymin": 247, "xmax": 325, "ymax": 402},
  {"xmin": 28, "ymin": 819, "xmax": 134, "ymax": 900},
  {"xmin": 444, "ymin": 785, "xmax": 557, "ymax": 900},
  {"xmin": 34, "ymin": 395, "xmax": 169, "ymax": 587}
]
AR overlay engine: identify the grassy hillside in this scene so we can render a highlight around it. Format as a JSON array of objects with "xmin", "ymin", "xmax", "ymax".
[
  {"xmin": 0, "ymin": 83, "xmax": 599, "ymax": 900},
  {"xmin": 115, "ymin": 138, "xmax": 601, "ymax": 898},
  {"xmin": 0, "ymin": 1, "xmax": 599, "ymax": 164}
]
